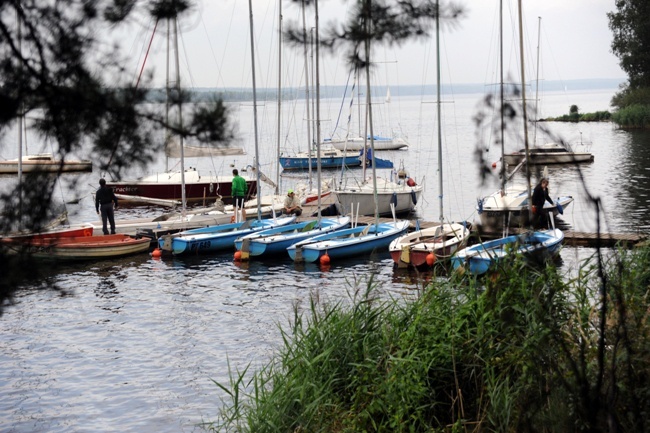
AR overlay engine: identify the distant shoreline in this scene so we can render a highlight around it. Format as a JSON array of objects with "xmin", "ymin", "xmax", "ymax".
[{"xmin": 146, "ymin": 78, "xmax": 625, "ymax": 103}]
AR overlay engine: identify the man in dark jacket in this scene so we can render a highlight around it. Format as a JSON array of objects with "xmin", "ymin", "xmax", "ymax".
[
  {"xmin": 531, "ymin": 177, "xmax": 554, "ymax": 229},
  {"xmin": 95, "ymin": 178, "xmax": 118, "ymax": 235}
]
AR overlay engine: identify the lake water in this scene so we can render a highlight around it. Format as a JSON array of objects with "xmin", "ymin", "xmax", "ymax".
[{"xmin": 2, "ymin": 85, "xmax": 650, "ymax": 433}]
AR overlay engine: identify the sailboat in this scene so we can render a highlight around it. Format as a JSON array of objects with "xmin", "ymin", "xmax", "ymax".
[
  {"xmin": 502, "ymin": 18, "xmax": 593, "ymax": 166},
  {"xmin": 452, "ymin": 0, "xmax": 564, "ymax": 276},
  {"xmin": 389, "ymin": 6, "xmax": 470, "ymax": 268},
  {"xmin": 1, "ymin": 8, "xmax": 91, "ymax": 175},
  {"xmin": 476, "ymin": 15, "xmax": 574, "ymax": 229},
  {"xmin": 105, "ymin": 18, "xmax": 256, "ymax": 206},
  {"xmin": 287, "ymin": 7, "xmax": 410, "ymax": 264},
  {"xmin": 323, "ymin": 68, "xmax": 409, "ymax": 151}
]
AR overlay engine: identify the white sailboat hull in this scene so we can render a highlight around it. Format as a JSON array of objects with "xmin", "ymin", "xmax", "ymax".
[{"xmin": 334, "ymin": 177, "xmax": 423, "ymax": 217}]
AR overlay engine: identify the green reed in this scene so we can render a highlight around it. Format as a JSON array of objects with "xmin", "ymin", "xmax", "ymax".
[{"xmin": 207, "ymin": 245, "xmax": 650, "ymax": 432}]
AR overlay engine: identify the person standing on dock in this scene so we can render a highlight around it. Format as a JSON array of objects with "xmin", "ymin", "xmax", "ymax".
[
  {"xmin": 95, "ymin": 178, "xmax": 118, "ymax": 235},
  {"xmin": 532, "ymin": 177, "xmax": 554, "ymax": 229},
  {"xmin": 231, "ymin": 169, "xmax": 247, "ymax": 221}
]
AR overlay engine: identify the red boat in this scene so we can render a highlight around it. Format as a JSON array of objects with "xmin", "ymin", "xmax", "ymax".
[
  {"xmin": 107, "ymin": 168, "xmax": 257, "ymax": 205},
  {"xmin": 3, "ymin": 223, "xmax": 94, "ymax": 242},
  {"xmin": 2, "ymin": 234, "xmax": 151, "ymax": 261}
]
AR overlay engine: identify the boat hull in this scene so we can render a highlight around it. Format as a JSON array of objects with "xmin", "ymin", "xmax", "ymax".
[
  {"xmin": 451, "ymin": 229, "xmax": 564, "ymax": 276},
  {"xmin": 325, "ymin": 136, "xmax": 409, "ymax": 151},
  {"xmin": 287, "ymin": 220, "xmax": 410, "ymax": 263},
  {"xmin": 235, "ymin": 217, "xmax": 351, "ymax": 259},
  {"xmin": 280, "ymin": 155, "xmax": 361, "ymax": 170},
  {"xmin": 502, "ymin": 152, "xmax": 594, "ymax": 165},
  {"xmin": 159, "ymin": 216, "xmax": 296, "ymax": 256},
  {"xmin": 3, "ymin": 234, "xmax": 151, "ymax": 260},
  {"xmin": 107, "ymin": 168, "xmax": 257, "ymax": 205},
  {"xmin": 0, "ymin": 158, "xmax": 92, "ymax": 174},
  {"xmin": 335, "ymin": 185, "xmax": 423, "ymax": 217},
  {"xmin": 3, "ymin": 224, "xmax": 94, "ymax": 241},
  {"xmin": 389, "ymin": 223, "xmax": 471, "ymax": 268}
]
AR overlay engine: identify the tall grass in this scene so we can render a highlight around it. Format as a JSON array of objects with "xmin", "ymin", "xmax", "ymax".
[
  {"xmin": 611, "ymin": 104, "xmax": 650, "ymax": 128},
  {"xmin": 207, "ymin": 246, "xmax": 650, "ymax": 432}
]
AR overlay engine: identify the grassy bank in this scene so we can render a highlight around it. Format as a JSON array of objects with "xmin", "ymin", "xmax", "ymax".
[{"xmin": 208, "ymin": 246, "xmax": 650, "ymax": 432}]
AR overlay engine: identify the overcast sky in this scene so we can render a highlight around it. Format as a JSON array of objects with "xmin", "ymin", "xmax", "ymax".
[{"xmin": 119, "ymin": 0, "xmax": 626, "ymax": 90}]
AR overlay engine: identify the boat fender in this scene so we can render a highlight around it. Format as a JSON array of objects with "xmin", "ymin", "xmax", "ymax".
[
  {"xmin": 477, "ymin": 198, "xmax": 484, "ymax": 214},
  {"xmin": 406, "ymin": 177, "xmax": 416, "ymax": 187},
  {"xmin": 390, "ymin": 192, "xmax": 398, "ymax": 207},
  {"xmin": 210, "ymin": 182, "xmax": 214, "ymax": 193},
  {"xmin": 555, "ymin": 200, "xmax": 564, "ymax": 215},
  {"xmin": 410, "ymin": 190, "xmax": 417, "ymax": 205}
]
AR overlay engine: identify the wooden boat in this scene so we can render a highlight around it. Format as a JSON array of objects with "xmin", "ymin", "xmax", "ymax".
[
  {"xmin": 502, "ymin": 142, "xmax": 594, "ymax": 165},
  {"xmin": 234, "ymin": 216, "xmax": 351, "ymax": 260},
  {"xmin": 3, "ymin": 222, "xmax": 95, "ymax": 241},
  {"xmin": 2, "ymin": 234, "xmax": 151, "ymax": 260},
  {"xmin": 0, "ymin": 153, "xmax": 92, "ymax": 174},
  {"xmin": 287, "ymin": 220, "xmax": 410, "ymax": 263},
  {"xmin": 450, "ymin": 229, "xmax": 564, "ymax": 276},
  {"xmin": 389, "ymin": 222, "xmax": 470, "ymax": 268},
  {"xmin": 158, "ymin": 216, "xmax": 296, "ymax": 256}
]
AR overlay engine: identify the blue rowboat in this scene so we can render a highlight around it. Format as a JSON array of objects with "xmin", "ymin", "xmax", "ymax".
[
  {"xmin": 234, "ymin": 216, "xmax": 351, "ymax": 259},
  {"xmin": 158, "ymin": 216, "xmax": 296, "ymax": 256},
  {"xmin": 287, "ymin": 220, "xmax": 410, "ymax": 263},
  {"xmin": 450, "ymin": 228, "xmax": 564, "ymax": 276}
]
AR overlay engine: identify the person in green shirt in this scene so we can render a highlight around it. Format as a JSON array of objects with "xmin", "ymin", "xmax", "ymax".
[{"xmin": 232, "ymin": 169, "xmax": 247, "ymax": 221}]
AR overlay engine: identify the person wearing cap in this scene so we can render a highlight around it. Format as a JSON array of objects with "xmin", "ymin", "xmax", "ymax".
[
  {"xmin": 283, "ymin": 189, "xmax": 302, "ymax": 216},
  {"xmin": 95, "ymin": 178, "xmax": 118, "ymax": 235}
]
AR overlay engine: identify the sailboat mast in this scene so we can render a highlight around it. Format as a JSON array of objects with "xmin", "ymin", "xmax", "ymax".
[
  {"xmin": 16, "ymin": 4, "xmax": 23, "ymax": 179},
  {"xmin": 435, "ymin": 0, "xmax": 443, "ymax": 224},
  {"xmin": 248, "ymin": 0, "xmax": 262, "ymax": 220},
  {"xmin": 499, "ymin": 0, "xmax": 505, "ymax": 196},
  {"xmin": 16, "ymin": 3, "xmax": 24, "ymax": 223},
  {"xmin": 533, "ymin": 16, "xmax": 541, "ymax": 146},
  {"xmin": 172, "ymin": 17, "xmax": 186, "ymax": 213},
  {"xmin": 363, "ymin": 0, "xmax": 379, "ymax": 226},
  {"xmin": 314, "ymin": 0, "xmax": 323, "ymax": 218},
  {"xmin": 300, "ymin": 0, "xmax": 312, "ymax": 192},
  {"xmin": 517, "ymin": 0, "xmax": 533, "ymax": 219},
  {"xmin": 275, "ymin": 0, "xmax": 282, "ymax": 196}
]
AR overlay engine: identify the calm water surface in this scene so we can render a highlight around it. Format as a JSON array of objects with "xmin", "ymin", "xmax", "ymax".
[{"xmin": 2, "ymin": 87, "xmax": 650, "ymax": 432}]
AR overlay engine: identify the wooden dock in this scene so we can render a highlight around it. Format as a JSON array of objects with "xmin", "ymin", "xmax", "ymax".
[{"xmin": 299, "ymin": 213, "xmax": 648, "ymax": 249}]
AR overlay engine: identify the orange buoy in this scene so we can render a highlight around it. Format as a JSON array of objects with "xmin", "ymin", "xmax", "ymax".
[
  {"xmin": 152, "ymin": 248, "xmax": 162, "ymax": 258},
  {"xmin": 234, "ymin": 251, "xmax": 242, "ymax": 261},
  {"xmin": 426, "ymin": 253, "xmax": 436, "ymax": 266},
  {"xmin": 491, "ymin": 161, "xmax": 497, "ymax": 168},
  {"xmin": 320, "ymin": 253, "xmax": 331, "ymax": 265}
]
